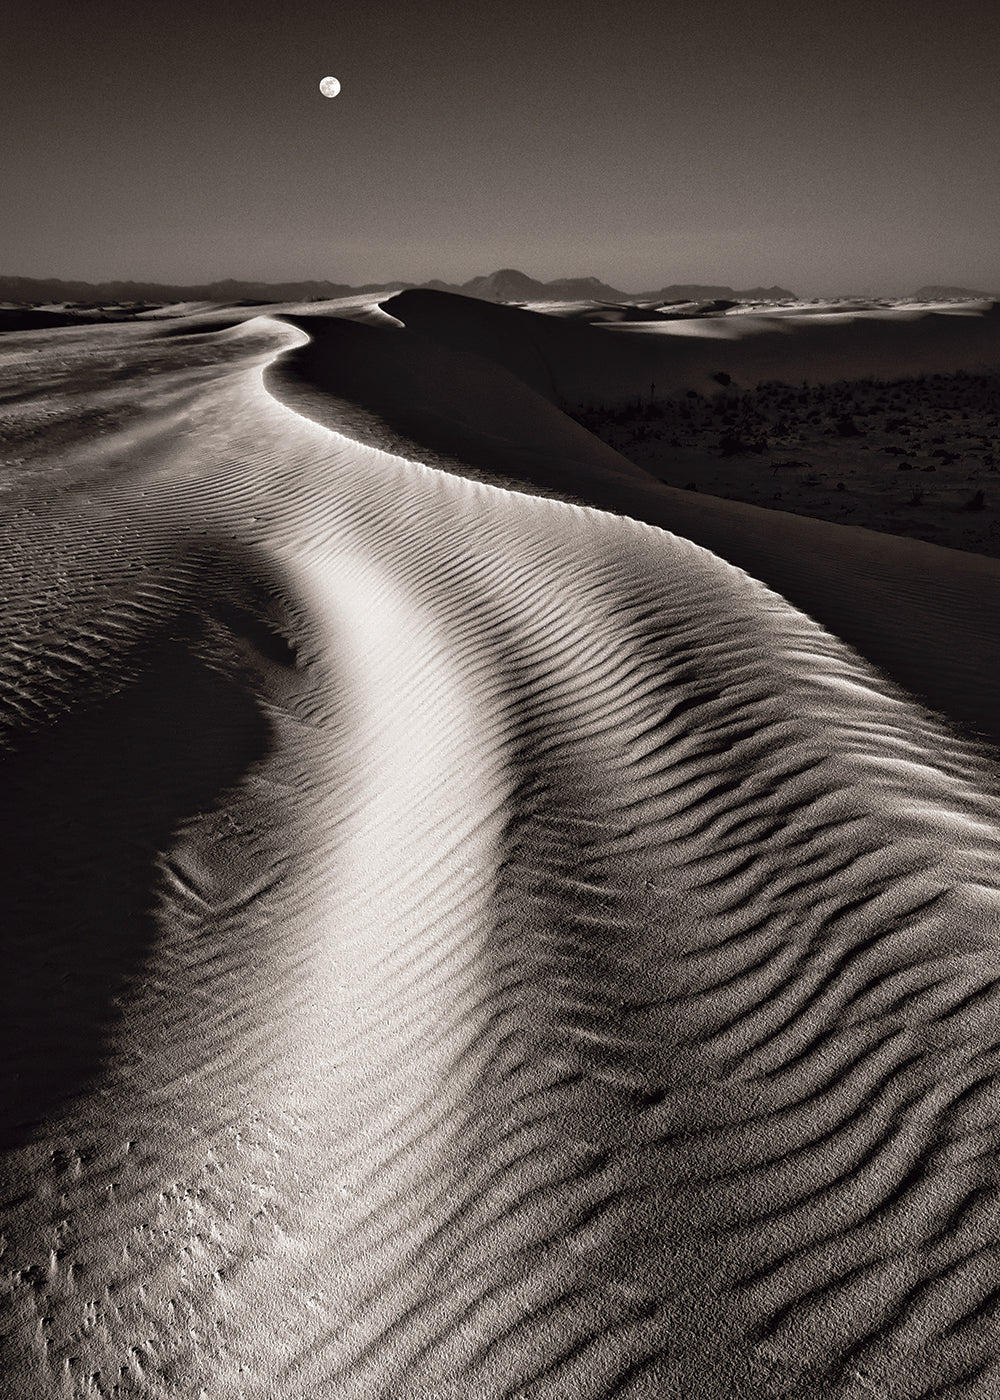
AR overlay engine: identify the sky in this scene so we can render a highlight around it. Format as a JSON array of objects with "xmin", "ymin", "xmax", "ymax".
[{"xmin": 3, "ymin": 0, "xmax": 999, "ymax": 296}]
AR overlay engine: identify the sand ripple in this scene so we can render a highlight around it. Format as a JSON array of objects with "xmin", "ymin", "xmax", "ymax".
[{"xmin": 1, "ymin": 313, "xmax": 1000, "ymax": 1397}]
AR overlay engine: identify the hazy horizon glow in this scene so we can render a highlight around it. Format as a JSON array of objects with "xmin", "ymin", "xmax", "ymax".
[{"xmin": 4, "ymin": 0, "xmax": 999, "ymax": 297}]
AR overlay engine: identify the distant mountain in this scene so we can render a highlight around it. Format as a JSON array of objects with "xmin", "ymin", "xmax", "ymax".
[
  {"xmin": 910, "ymin": 285, "xmax": 997, "ymax": 300},
  {"xmin": 635, "ymin": 283, "xmax": 796, "ymax": 303},
  {"xmin": 445, "ymin": 271, "xmax": 797, "ymax": 304},
  {"xmin": 453, "ymin": 269, "xmax": 627, "ymax": 302},
  {"xmin": 729, "ymin": 285, "xmax": 799, "ymax": 301},
  {"xmin": 0, "ymin": 269, "xmax": 798, "ymax": 309},
  {"xmin": 455, "ymin": 269, "xmax": 550, "ymax": 302},
  {"xmin": 539, "ymin": 275, "xmax": 629, "ymax": 301},
  {"xmin": 0, "ymin": 274, "xmax": 412, "ymax": 306}
]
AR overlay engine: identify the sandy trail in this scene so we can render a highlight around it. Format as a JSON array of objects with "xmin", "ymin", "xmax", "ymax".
[{"xmin": 2, "ymin": 313, "xmax": 1000, "ymax": 1398}]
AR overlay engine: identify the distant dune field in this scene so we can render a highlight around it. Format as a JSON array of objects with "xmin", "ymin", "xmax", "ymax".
[{"xmin": 2, "ymin": 297, "xmax": 1000, "ymax": 1399}]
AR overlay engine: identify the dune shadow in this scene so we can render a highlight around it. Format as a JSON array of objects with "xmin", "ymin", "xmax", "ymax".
[
  {"xmin": 267, "ymin": 313, "xmax": 631, "ymax": 502},
  {"xmin": 268, "ymin": 313, "xmax": 525, "ymax": 470},
  {"xmin": 0, "ymin": 619, "xmax": 273, "ymax": 1151}
]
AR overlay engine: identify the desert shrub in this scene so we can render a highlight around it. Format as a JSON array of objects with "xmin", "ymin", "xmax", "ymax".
[{"xmin": 836, "ymin": 414, "xmax": 862, "ymax": 437}]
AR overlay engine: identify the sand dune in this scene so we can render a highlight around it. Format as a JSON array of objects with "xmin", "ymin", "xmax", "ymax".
[
  {"xmin": 273, "ymin": 307, "xmax": 1000, "ymax": 748},
  {"xmin": 2, "ymin": 304, "xmax": 1000, "ymax": 1398},
  {"xmin": 382, "ymin": 289, "xmax": 1000, "ymax": 405}
]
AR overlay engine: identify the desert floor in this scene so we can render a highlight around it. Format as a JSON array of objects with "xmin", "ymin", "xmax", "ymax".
[
  {"xmin": 2, "ymin": 294, "xmax": 1000, "ymax": 1399},
  {"xmin": 572, "ymin": 367, "xmax": 1000, "ymax": 559}
]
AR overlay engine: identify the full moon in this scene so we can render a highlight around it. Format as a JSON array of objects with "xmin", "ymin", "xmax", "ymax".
[{"xmin": 319, "ymin": 75, "xmax": 341, "ymax": 98}]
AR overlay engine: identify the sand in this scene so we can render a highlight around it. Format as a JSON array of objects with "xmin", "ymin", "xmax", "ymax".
[{"xmin": 2, "ymin": 296, "xmax": 1000, "ymax": 1398}]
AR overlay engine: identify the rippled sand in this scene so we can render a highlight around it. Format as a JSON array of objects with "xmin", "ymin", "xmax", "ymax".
[{"xmin": 2, "ymin": 299, "xmax": 1000, "ymax": 1398}]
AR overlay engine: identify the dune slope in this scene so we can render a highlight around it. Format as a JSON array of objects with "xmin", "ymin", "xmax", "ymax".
[
  {"xmin": 274, "ymin": 307, "xmax": 1000, "ymax": 750},
  {"xmin": 382, "ymin": 289, "xmax": 1000, "ymax": 404},
  {"xmin": 1, "ymin": 313, "xmax": 999, "ymax": 1398}
]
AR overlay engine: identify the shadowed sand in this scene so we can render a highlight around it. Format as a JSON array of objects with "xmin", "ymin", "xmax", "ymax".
[{"xmin": 1, "ymin": 303, "xmax": 1000, "ymax": 1398}]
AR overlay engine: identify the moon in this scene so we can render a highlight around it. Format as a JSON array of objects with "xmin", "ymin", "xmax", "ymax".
[{"xmin": 319, "ymin": 75, "xmax": 341, "ymax": 98}]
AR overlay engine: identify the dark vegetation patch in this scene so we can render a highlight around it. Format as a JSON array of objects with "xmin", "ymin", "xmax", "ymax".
[{"xmin": 567, "ymin": 369, "xmax": 1000, "ymax": 556}]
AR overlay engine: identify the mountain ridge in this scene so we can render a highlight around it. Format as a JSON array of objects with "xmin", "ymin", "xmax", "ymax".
[{"xmin": 0, "ymin": 269, "xmax": 799, "ymax": 308}]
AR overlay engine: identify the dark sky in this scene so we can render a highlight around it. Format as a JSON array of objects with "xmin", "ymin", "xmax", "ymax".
[{"xmin": 4, "ymin": 0, "xmax": 999, "ymax": 294}]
